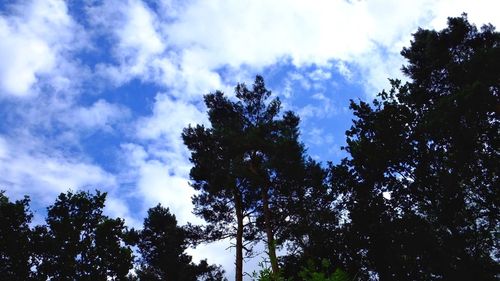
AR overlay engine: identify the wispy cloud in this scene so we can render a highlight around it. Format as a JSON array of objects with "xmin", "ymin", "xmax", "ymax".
[
  {"xmin": 0, "ymin": 135, "xmax": 116, "ymax": 204},
  {"xmin": 0, "ymin": 0, "xmax": 88, "ymax": 97}
]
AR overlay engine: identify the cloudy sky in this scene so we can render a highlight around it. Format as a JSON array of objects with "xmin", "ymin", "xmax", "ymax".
[{"xmin": 1, "ymin": 0, "xmax": 498, "ymax": 278}]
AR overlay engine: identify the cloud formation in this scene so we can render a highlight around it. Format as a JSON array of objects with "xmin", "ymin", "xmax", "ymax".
[
  {"xmin": 0, "ymin": 135, "xmax": 116, "ymax": 204},
  {"xmin": 0, "ymin": 0, "xmax": 87, "ymax": 97}
]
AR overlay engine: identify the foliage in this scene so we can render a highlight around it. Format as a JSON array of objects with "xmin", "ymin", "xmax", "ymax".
[
  {"xmin": 0, "ymin": 192, "xmax": 33, "ymax": 281},
  {"xmin": 135, "ymin": 204, "xmax": 226, "ymax": 281},
  {"xmin": 183, "ymin": 75, "xmax": 310, "ymax": 280},
  {"xmin": 253, "ymin": 259, "xmax": 351, "ymax": 281},
  {"xmin": 298, "ymin": 260, "xmax": 351, "ymax": 281},
  {"xmin": 0, "ymin": 191, "xmax": 225, "ymax": 281},
  {"xmin": 252, "ymin": 260, "xmax": 285, "ymax": 281},
  {"xmin": 327, "ymin": 14, "xmax": 499, "ymax": 280},
  {"xmin": 33, "ymin": 190, "xmax": 134, "ymax": 280},
  {"xmin": 182, "ymin": 82, "xmax": 261, "ymax": 281}
]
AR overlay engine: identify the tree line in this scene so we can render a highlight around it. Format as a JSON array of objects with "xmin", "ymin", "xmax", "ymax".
[
  {"xmin": 1, "ymin": 15, "xmax": 499, "ymax": 281},
  {"xmin": 182, "ymin": 15, "xmax": 499, "ymax": 281},
  {"xmin": 0, "ymin": 190, "xmax": 226, "ymax": 281}
]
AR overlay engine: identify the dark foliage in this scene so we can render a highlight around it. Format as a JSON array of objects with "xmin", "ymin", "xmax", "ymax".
[
  {"xmin": 323, "ymin": 14, "xmax": 500, "ymax": 281},
  {"xmin": 0, "ymin": 192, "xmax": 33, "ymax": 281},
  {"xmin": 182, "ymin": 85, "xmax": 259, "ymax": 281},
  {"xmin": 135, "ymin": 204, "xmax": 226, "ymax": 281},
  {"xmin": 0, "ymin": 191, "xmax": 224, "ymax": 281},
  {"xmin": 278, "ymin": 162, "xmax": 344, "ymax": 279},
  {"xmin": 33, "ymin": 191, "xmax": 134, "ymax": 280},
  {"xmin": 183, "ymin": 76, "xmax": 312, "ymax": 280}
]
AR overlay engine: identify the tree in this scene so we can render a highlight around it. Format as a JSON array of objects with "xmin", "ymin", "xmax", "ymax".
[
  {"xmin": 183, "ymin": 76, "xmax": 309, "ymax": 280},
  {"xmin": 330, "ymin": 15, "xmax": 499, "ymax": 280},
  {"xmin": 135, "ymin": 204, "xmax": 225, "ymax": 281},
  {"xmin": 0, "ymin": 192, "xmax": 33, "ymax": 280},
  {"xmin": 33, "ymin": 191, "xmax": 134, "ymax": 280},
  {"xmin": 277, "ymin": 162, "xmax": 348, "ymax": 279},
  {"xmin": 235, "ymin": 77, "xmax": 310, "ymax": 276},
  {"xmin": 183, "ymin": 89, "xmax": 256, "ymax": 281}
]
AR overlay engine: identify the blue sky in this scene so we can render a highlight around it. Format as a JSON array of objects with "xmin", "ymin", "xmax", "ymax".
[{"xmin": 1, "ymin": 0, "xmax": 498, "ymax": 278}]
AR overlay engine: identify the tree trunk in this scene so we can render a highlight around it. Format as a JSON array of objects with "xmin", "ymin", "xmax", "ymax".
[
  {"xmin": 235, "ymin": 195, "xmax": 244, "ymax": 281},
  {"xmin": 262, "ymin": 187, "xmax": 279, "ymax": 276},
  {"xmin": 249, "ymin": 157, "xmax": 279, "ymax": 276}
]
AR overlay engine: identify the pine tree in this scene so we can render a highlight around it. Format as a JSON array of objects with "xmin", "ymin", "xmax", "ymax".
[{"xmin": 183, "ymin": 76, "xmax": 309, "ymax": 280}]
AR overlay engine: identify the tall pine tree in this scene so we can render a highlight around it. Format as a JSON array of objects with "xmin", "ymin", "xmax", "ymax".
[{"xmin": 183, "ymin": 76, "xmax": 309, "ymax": 280}]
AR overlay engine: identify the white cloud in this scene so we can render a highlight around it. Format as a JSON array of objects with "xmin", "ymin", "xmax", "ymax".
[
  {"xmin": 0, "ymin": 137, "xmax": 8, "ymax": 159},
  {"xmin": 308, "ymin": 68, "xmax": 332, "ymax": 82},
  {"xmin": 0, "ymin": 0, "xmax": 87, "ymax": 97},
  {"xmin": 124, "ymin": 93, "xmax": 208, "ymax": 224},
  {"xmin": 0, "ymin": 19, "xmax": 54, "ymax": 96},
  {"xmin": 63, "ymin": 99, "xmax": 130, "ymax": 131},
  {"xmin": 429, "ymin": 0, "xmax": 500, "ymax": 30},
  {"xmin": 91, "ymin": 0, "xmax": 500, "ymax": 103},
  {"xmin": 186, "ymin": 238, "xmax": 239, "ymax": 279},
  {"xmin": 166, "ymin": 0, "xmax": 368, "ymax": 67},
  {"xmin": 136, "ymin": 93, "xmax": 206, "ymax": 143},
  {"xmin": 105, "ymin": 196, "xmax": 142, "ymax": 228},
  {"xmin": 284, "ymin": 71, "xmax": 340, "ymax": 120},
  {"xmin": 0, "ymin": 135, "xmax": 116, "ymax": 205},
  {"xmin": 156, "ymin": 0, "xmax": 500, "ymax": 96},
  {"xmin": 90, "ymin": 0, "xmax": 166, "ymax": 84},
  {"xmin": 158, "ymin": 0, "xmax": 431, "ymax": 95},
  {"xmin": 335, "ymin": 61, "xmax": 353, "ymax": 81},
  {"xmin": 120, "ymin": 142, "xmax": 200, "ymax": 225},
  {"xmin": 3, "ymin": 94, "xmax": 129, "ymax": 142},
  {"xmin": 81, "ymin": 0, "xmax": 500, "ymax": 100},
  {"xmin": 304, "ymin": 127, "xmax": 334, "ymax": 147}
]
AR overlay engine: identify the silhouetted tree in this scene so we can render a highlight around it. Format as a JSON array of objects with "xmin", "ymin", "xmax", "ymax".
[
  {"xmin": 135, "ymin": 204, "xmax": 226, "ymax": 281},
  {"xmin": 277, "ymin": 162, "xmax": 346, "ymax": 279},
  {"xmin": 329, "ymin": 14, "xmax": 499, "ymax": 280},
  {"xmin": 0, "ymin": 192, "xmax": 33, "ymax": 281},
  {"xmin": 183, "ymin": 89, "xmax": 256, "ymax": 281},
  {"xmin": 33, "ymin": 191, "xmax": 134, "ymax": 280},
  {"xmin": 235, "ymin": 77, "xmax": 312, "ymax": 276},
  {"xmin": 183, "ymin": 76, "xmax": 309, "ymax": 280}
]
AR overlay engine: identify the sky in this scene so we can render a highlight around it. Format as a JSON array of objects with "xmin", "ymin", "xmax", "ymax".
[{"xmin": 0, "ymin": 0, "xmax": 499, "ymax": 279}]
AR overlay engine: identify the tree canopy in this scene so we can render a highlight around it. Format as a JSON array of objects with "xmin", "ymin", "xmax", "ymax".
[
  {"xmin": 0, "ymin": 192, "xmax": 33, "ymax": 281},
  {"xmin": 317, "ymin": 14, "xmax": 499, "ymax": 281},
  {"xmin": 33, "ymin": 191, "xmax": 134, "ymax": 280},
  {"xmin": 0, "ymin": 191, "xmax": 224, "ymax": 281},
  {"xmin": 183, "ymin": 76, "xmax": 315, "ymax": 281},
  {"xmin": 135, "ymin": 204, "xmax": 226, "ymax": 281}
]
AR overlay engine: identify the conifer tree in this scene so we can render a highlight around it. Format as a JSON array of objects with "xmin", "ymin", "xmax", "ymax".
[
  {"xmin": 183, "ymin": 76, "xmax": 309, "ymax": 280},
  {"xmin": 329, "ymin": 15, "xmax": 499, "ymax": 280}
]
